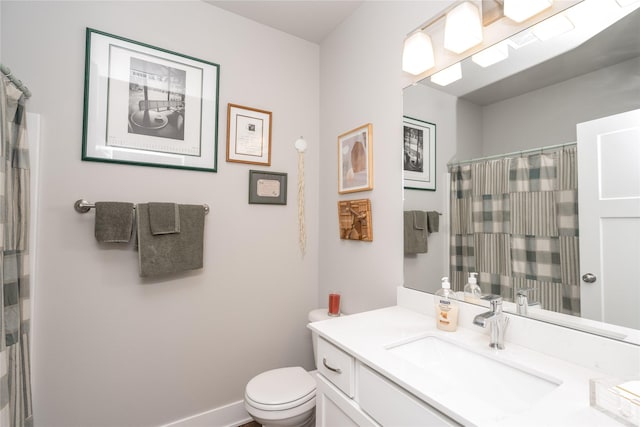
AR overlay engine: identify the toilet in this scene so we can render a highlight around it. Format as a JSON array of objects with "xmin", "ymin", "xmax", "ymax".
[{"xmin": 244, "ymin": 309, "xmax": 336, "ymax": 427}]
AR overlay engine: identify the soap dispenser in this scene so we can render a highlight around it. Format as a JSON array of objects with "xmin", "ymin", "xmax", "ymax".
[
  {"xmin": 434, "ymin": 277, "xmax": 459, "ymax": 332},
  {"xmin": 464, "ymin": 272, "xmax": 482, "ymax": 304}
]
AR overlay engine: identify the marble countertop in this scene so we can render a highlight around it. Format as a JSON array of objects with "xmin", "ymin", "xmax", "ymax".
[{"xmin": 309, "ymin": 305, "xmax": 630, "ymax": 427}]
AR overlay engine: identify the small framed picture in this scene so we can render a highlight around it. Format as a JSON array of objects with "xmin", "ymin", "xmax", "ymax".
[
  {"xmin": 81, "ymin": 28, "xmax": 220, "ymax": 172},
  {"xmin": 249, "ymin": 170, "xmax": 287, "ymax": 205},
  {"xmin": 403, "ymin": 116, "xmax": 436, "ymax": 191},
  {"xmin": 338, "ymin": 199, "xmax": 373, "ymax": 241},
  {"xmin": 338, "ymin": 123, "xmax": 373, "ymax": 194},
  {"xmin": 227, "ymin": 104, "xmax": 272, "ymax": 166}
]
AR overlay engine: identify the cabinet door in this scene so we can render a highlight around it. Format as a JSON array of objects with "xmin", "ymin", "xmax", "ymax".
[
  {"xmin": 316, "ymin": 374, "xmax": 378, "ymax": 427},
  {"xmin": 317, "ymin": 392, "xmax": 360, "ymax": 427}
]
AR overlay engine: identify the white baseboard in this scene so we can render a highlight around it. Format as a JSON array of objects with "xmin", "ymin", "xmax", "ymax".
[
  {"xmin": 161, "ymin": 400, "xmax": 252, "ymax": 427},
  {"xmin": 160, "ymin": 370, "xmax": 318, "ymax": 427}
]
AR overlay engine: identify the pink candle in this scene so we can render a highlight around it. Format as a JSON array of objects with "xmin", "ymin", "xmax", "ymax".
[{"xmin": 328, "ymin": 293, "xmax": 341, "ymax": 316}]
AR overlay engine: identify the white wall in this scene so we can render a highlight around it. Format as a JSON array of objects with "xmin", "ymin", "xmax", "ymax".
[
  {"xmin": 2, "ymin": 2, "xmax": 319, "ymax": 426},
  {"xmin": 318, "ymin": 1, "xmax": 454, "ymax": 314},
  {"xmin": 482, "ymin": 56, "xmax": 640, "ymax": 155}
]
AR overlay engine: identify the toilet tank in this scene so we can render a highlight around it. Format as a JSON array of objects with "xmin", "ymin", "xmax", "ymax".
[{"xmin": 308, "ymin": 309, "xmax": 341, "ymax": 368}]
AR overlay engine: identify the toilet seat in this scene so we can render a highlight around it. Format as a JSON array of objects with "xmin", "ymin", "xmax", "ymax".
[{"xmin": 245, "ymin": 367, "xmax": 316, "ymax": 412}]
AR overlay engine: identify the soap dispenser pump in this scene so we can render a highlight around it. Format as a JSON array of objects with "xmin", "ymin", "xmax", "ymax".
[
  {"xmin": 464, "ymin": 272, "xmax": 482, "ymax": 304},
  {"xmin": 434, "ymin": 277, "xmax": 459, "ymax": 332}
]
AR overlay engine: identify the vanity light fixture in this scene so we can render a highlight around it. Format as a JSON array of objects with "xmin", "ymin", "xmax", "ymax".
[
  {"xmin": 503, "ymin": 0, "xmax": 553, "ymax": 23},
  {"xmin": 430, "ymin": 62, "xmax": 462, "ymax": 86},
  {"xmin": 402, "ymin": 31, "xmax": 435, "ymax": 75},
  {"xmin": 471, "ymin": 40, "xmax": 510, "ymax": 67},
  {"xmin": 531, "ymin": 13, "xmax": 575, "ymax": 41},
  {"xmin": 444, "ymin": 1, "xmax": 483, "ymax": 54}
]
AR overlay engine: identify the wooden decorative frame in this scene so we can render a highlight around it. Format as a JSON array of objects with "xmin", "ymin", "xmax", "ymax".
[
  {"xmin": 403, "ymin": 116, "xmax": 436, "ymax": 191},
  {"xmin": 338, "ymin": 124, "xmax": 373, "ymax": 194},
  {"xmin": 338, "ymin": 199, "xmax": 373, "ymax": 241},
  {"xmin": 82, "ymin": 28, "xmax": 220, "ymax": 172},
  {"xmin": 227, "ymin": 104, "xmax": 272, "ymax": 165},
  {"xmin": 249, "ymin": 170, "xmax": 287, "ymax": 205}
]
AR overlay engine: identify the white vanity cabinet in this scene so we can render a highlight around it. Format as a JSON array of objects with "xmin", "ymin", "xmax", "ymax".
[{"xmin": 315, "ymin": 337, "xmax": 461, "ymax": 427}]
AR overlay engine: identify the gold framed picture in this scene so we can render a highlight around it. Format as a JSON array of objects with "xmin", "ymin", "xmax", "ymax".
[
  {"xmin": 226, "ymin": 103, "xmax": 272, "ymax": 166},
  {"xmin": 337, "ymin": 123, "xmax": 373, "ymax": 194}
]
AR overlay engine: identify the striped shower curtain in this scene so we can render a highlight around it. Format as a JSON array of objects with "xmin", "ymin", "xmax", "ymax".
[
  {"xmin": 448, "ymin": 146, "xmax": 580, "ymax": 315},
  {"xmin": 0, "ymin": 76, "xmax": 32, "ymax": 426}
]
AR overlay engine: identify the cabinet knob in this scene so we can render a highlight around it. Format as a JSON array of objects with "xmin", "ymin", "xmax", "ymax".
[{"xmin": 582, "ymin": 273, "xmax": 597, "ymax": 283}]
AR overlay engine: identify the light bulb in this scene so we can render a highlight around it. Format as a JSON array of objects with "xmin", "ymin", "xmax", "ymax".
[
  {"xmin": 430, "ymin": 63, "xmax": 462, "ymax": 86},
  {"xmin": 402, "ymin": 31, "xmax": 435, "ymax": 75},
  {"xmin": 444, "ymin": 2, "xmax": 483, "ymax": 54},
  {"xmin": 471, "ymin": 41, "xmax": 509, "ymax": 67},
  {"xmin": 504, "ymin": 0, "xmax": 553, "ymax": 23}
]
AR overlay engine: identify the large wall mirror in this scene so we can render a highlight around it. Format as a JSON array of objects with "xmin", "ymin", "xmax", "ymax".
[{"xmin": 403, "ymin": 0, "xmax": 640, "ymax": 345}]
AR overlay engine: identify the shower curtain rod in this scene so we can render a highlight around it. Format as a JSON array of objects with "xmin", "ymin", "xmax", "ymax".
[
  {"xmin": 447, "ymin": 141, "xmax": 576, "ymax": 168},
  {"xmin": 0, "ymin": 63, "xmax": 32, "ymax": 99}
]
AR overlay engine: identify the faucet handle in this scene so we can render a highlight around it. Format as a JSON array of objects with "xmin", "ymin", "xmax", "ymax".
[
  {"xmin": 481, "ymin": 294, "xmax": 503, "ymax": 312},
  {"xmin": 516, "ymin": 287, "xmax": 535, "ymax": 296}
]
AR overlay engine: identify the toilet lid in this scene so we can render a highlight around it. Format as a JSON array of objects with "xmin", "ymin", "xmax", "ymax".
[{"xmin": 245, "ymin": 367, "xmax": 316, "ymax": 411}]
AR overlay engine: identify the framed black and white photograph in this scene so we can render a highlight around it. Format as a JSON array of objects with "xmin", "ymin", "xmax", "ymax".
[
  {"xmin": 403, "ymin": 116, "xmax": 436, "ymax": 191},
  {"xmin": 227, "ymin": 104, "xmax": 272, "ymax": 166},
  {"xmin": 249, "ymin": 170, "xmax": 287, "ymax": 205},
  {"xmin": 82, "ymin": 28, "xmax": 220, "ymax": 172}
]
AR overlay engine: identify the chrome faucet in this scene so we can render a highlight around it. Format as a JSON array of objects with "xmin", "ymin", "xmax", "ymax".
[
  {"xmin": 473, "ymin": 295, "xmax": 509, "ymax": 350},
  {"xmin": 516, "ymin": 288, "xmax": 540, "ymax": 316}
]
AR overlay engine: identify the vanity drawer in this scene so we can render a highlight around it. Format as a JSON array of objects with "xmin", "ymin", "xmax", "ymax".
[
  {"xmin": 317, "ymin": 337, "xmax": 355, "ymax": 398},
  {"xmin": 358, "ymin": 364, "xmax": 461, "ymax": 426}
]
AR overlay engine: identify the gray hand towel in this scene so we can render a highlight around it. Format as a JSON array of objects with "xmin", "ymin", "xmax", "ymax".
[
  {"xmin": 94, "ymin": 202, "xmax": 134, "ymax": 243},
  {"xmin": 404, "ymin": 210, "xmax": 428, "ymax": 254},
  {"xmin": 137, "ymin": 203, "xmax": 205, "ymax": 277},
  {"xmin": 427, "ymin": 211, "xmax": 440, "ymax": 233},
  {"xmin": 148, "ymin": 202, "xmax": 181, "ymax": 235}
]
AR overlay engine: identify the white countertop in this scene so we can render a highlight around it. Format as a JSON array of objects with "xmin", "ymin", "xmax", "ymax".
[{"xmin": 309, "ymin": 305, "xmax": 632, "ymax": 427}]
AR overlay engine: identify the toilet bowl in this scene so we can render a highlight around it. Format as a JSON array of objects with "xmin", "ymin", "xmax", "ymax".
[
  {"xmin": 244, "ymin": 366, "xmax": 316, "ymax": 427},
  {"xmin": 244, "ymin": 309, "xmax": 338, "ymax": 427}
]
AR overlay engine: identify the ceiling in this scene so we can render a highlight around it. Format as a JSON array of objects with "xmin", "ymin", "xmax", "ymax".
[{"xmin": 204, "ymin": 1, "xmax": 364, "ymax": 43}]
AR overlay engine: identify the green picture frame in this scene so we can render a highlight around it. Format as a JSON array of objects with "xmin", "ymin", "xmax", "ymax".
[
  {"xmin": 403, "ymin": 116, "xmax": 436, "ymax": 191},
  {"xmin": 249, "ymin": 170, "xmax": 288, "ymax": 205},
  {"xmin": 82, "ymin": 28, "xmax": 220, "ymax": 172}
]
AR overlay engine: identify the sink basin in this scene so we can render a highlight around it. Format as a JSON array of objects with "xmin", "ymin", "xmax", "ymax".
[{"xmin": 386, "ymin": 335, "xmax": 561, "ymax": 416}]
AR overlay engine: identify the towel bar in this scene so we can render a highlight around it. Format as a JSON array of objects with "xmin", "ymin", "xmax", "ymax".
[{"xmin": 74, "ymin": 199, "xmax": 210, "ymax": 215}]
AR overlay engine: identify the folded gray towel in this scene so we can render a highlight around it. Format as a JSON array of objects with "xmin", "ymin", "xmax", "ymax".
[
  {"xmin": 94, "ymin": 202, "xmax": 134, "ymax": 243},
  {"xmin": 137, "ymin": 203, "xmax": 205, "ymax": 277},
  {"xmin": 148, "ymin": 202, "xmax": 180, "ymax": 235},
  {"xmin": 404, "ymin": 210, "xmax": 428, "ymax": 254},
  {"xmin": 427, "ymin": 211, "xmax": 440, "ymax": 233}
]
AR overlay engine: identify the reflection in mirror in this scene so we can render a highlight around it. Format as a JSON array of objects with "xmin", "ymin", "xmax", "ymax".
[{"xmin": 403, "ymin": 1, "xmax": 640, "ymax": 345}]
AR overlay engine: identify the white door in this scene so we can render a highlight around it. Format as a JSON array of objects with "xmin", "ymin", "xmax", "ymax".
[{"xmin": 577, "ymin": 109, "xmax": 640, "ymax": 330}]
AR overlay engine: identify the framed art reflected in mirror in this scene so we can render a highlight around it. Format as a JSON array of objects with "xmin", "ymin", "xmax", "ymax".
[{"xmin": 403, "ymin": 116, "xmax": 435, "ymax": 191}]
